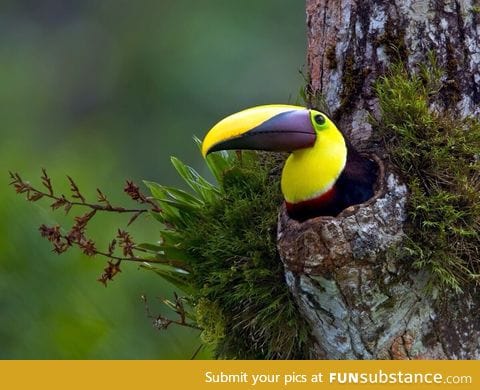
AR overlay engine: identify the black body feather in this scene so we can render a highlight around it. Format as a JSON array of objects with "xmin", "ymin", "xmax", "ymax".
[{"xmin": 335, "ymin": 145, "xmax": 378, "ymax": 212}]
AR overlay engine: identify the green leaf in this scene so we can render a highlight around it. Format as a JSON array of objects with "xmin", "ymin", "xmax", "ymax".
[
  {"xmin": 163, "ymin": 186, "xmax": 203, "ymax": 205},
  {"xmin": 159, "ymin": 198, "xmax": 201, "ymax": 213},
  {"xmin": 140, "ymin": 263, "xmax": 193, "ymax": 294},
  {"xmin": 137, "ymin": 240, "xmax": 195, "ymax": 264},
  {"xmin": 154, "ymin": 245, "xmax": 196, "ymax": 263},
  {"xmin": 149, "ymin": 210, "xmax": 167, "ymax": 224},
  {"xmin": 147, "ymin": 181, "xmax": 203, "ymax": 207},
  {"xmin": 170, "ymin": 157, "xmax": 220, "ymax": 202},
  {"xmin": 193, "ymin": 136, "xmax": 234, "ymax": 181},
  {"xmin": 135, "ymin": 243, "xmax": 163, "ymax": 253},
  {"xmin": 159, "ymin": 229, "xmax": 182, "ymax": 246},
  {"xmin": 144, "ymin": 182, "xmax": 188, "ymax": 227},
  {"xmin": 144, "ymin": 181, "xmax": 180, "ymax": 216}
]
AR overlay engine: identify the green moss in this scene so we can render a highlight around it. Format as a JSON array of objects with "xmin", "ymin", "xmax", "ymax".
[
  {"xmin": 337, "ymin": 52, "xmax": 367, "ymax": 117},
  {"xmin": 144, "ymin": 148, "xmax": 311, "ymax": 359},
  {"xmin": 374, "ymin": 60, "xmax": 480, "ymax": 293},
  {"xmin": 471, "ymin": 5, "xmax": 480, "ymax": 14},
  {"xmin": 375, "ymin": 16, "xmax": 409, "ymax": 62},
  {"xmin": 443, "ymin": 42, "xmax": 461, "ymax": 105},
  {"xmin": 195, "ymin": 298, "xmax": 226, "ymax": 344}
]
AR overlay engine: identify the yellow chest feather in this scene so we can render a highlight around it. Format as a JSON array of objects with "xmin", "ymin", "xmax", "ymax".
[{"xmin": 280, "ymin": 133, "xmax": 347, "ymax": 204}]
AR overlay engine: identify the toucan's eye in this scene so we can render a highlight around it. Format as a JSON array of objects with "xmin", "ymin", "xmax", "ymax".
[{"xmin": 314, "ymin": 114, "xmax": 326, "ymax": 126}]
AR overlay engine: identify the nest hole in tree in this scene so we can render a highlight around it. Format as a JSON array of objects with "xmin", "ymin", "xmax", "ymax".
[
  {"xmin": 277, "ymin": 154, "xmax": 407, "ymax": 275},
  {"xmin": 336, "ymin": 154, "xmax": 384, "ymax": 218}
]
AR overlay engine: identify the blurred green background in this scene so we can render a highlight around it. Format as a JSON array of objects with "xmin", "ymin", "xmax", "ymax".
[{"xmin": 0, "ymin": 0, "xmax": 305, "ymax": 359}]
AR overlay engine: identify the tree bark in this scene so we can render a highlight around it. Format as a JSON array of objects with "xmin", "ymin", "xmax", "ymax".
[
  {"xmin": 277, "ymin": 0, "xmax": 480, "ymax": 359},
  {"xmin": 305, "ymin": 0, "xmax": 480, "ymax": 147}
]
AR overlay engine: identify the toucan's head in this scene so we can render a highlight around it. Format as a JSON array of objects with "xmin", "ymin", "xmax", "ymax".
[
  {"xmin": 202, "ymin": 105, "xmax": 348, "ymax": 216},
  {"xmin": 201, "ymin": 104, "xmax": 342, "ymax": 158}
]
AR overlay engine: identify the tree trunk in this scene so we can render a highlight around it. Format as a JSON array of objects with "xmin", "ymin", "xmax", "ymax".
[{"xmin": 277, "ymin": 0, "xmax": 480, "ymax": 359}]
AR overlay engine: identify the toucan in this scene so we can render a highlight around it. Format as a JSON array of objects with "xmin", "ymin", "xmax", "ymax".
[{"xmin": 201, "ymin": 105, "xmax": 378, "ymax": 221}]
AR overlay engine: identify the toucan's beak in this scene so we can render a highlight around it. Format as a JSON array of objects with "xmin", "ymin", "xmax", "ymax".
[{"xmin": 202, "ymin": 105, "xmax": 316, "ymax": 157}]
